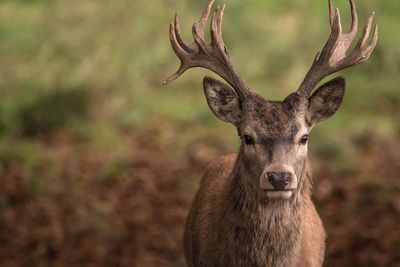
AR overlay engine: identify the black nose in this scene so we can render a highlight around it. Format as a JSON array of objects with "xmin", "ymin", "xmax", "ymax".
[{"xmin": 267, "ymin": 172, "xmax": 292, "ymax": 190}]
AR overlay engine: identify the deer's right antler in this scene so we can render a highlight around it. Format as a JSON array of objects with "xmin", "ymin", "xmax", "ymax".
[
  {"xmin": 297, "ymin": 0, "xmax": 378, "ymax": 97},
  {"xmin": 162, "ymin": 0, "xmax": 253, "ymax": 101}
]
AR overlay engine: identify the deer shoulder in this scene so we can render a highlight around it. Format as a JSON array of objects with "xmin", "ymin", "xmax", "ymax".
[{"xmin": 184, "ymin": 154, "xmax": 236, "ymax": 264}]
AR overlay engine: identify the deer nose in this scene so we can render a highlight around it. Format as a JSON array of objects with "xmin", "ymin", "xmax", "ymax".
[{"xmin": 267, "ymin": 172, "xmax": 292, "ymax": 190}]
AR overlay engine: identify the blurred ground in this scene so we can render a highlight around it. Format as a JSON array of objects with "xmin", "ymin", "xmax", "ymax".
[
  {"xmin": 0, "ymin": 0, "xmax": 399, "ymax": 266},
  {"xmin": 0, "ymin": 128, "xmax": 399, "ymax": 267}
]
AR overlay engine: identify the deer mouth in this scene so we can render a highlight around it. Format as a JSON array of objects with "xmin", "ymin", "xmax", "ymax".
[
  {"xmin": 264, "ymin": 189, "xmax": 294, "ymax": 200},
  {"xmin": 264, "ymin": 189, "xmax": 295, "ymax": 191}
]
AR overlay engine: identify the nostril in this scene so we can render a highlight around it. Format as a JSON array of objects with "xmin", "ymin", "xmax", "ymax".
[
  {"xmin": 267, "ymin": 173, "xmax": 278, "ymax": 183},
  {"xmin": 283, "ymin": 173, "xmax": 292, "ymax": 184}
]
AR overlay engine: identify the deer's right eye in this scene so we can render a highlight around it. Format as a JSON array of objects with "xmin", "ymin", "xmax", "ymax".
[
  {"xmin": 300, "ymin": 134, "xmax": 309, "ymax": 145},
  {"xmin": 243, "ymin": 135, "xmax": 254, "ymax": 145}
]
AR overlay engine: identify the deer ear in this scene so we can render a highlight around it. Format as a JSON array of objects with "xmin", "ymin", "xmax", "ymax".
[
  {"xmin": 306, "ymin": 77, "xmax": 345, "ymax": 126},
  {"xmin": 203, "ymin": 76, "xmax": 242, "ymax": 125}
]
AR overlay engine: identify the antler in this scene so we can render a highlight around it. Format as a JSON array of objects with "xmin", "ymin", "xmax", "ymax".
[
  {"xmin": 297, "ymin": 0, "xmax": 378, "ymax": 97},
  {"xmin": 162, "ymin": 0, "xmax": 253, "ymax": 100}
]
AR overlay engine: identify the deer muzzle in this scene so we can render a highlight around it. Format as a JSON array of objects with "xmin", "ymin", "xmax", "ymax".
[{"xmin": 260, "ymin": 164, "xmax": 298, "ymax": 200}]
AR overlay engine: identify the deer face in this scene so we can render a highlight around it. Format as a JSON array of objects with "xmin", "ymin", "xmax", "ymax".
[{"xmin": 204, "ymin": 76, "xmax": 345, "ymax": 200}]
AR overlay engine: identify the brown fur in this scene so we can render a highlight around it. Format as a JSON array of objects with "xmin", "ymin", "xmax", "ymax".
[
  {"xmin": 184, "ymin": 155, "xmax": 326, "ymax": 267},
  {"xmin": 164, "ymin": 1, "xmax": 377, "ymax": 265},
  {"xmin": 181, "ymin": 78, "xmax": 346, "ymax": 267}
]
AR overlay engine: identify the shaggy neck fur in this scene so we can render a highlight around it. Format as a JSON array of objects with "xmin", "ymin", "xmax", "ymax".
[{"xmin": 221, "ymin": 152, "xmax": 312, "ymax": 266}]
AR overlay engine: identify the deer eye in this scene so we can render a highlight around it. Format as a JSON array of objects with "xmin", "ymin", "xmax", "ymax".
[
  {"xmin": 243, "ymin": 135, "xmax": 254, "ymax": 145},
  {"xmin": 300, "ymin": 134, "xmax": 309, "ymax": 145}
]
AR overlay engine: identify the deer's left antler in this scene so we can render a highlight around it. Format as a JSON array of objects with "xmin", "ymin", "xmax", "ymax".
[{"xmin": 297, "ymin": 0, "xmax": 378, "ymax": 97}]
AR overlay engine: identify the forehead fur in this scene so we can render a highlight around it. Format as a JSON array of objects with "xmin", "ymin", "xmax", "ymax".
[{"xmin": 240, "ymin": 94, "xmax": 308, "ymax": 138}]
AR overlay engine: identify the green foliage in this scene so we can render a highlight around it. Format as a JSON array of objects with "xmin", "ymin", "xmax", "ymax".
[
  {"xmin": 0, "ymin": 0, "xmax": 398, "ymax": 157},
  {"xmin": 17, "ymin": 88, "xmax": 88, "ymax": 137},
  {"xmin": 0, "ymin": 140, "xmax": 42, "ymax": 166},
  {"xmin": 98, "ymin": 158, "xmax": 132, "ymax": 185}
]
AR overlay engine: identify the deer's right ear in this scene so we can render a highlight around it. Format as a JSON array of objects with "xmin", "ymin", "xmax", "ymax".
[
  {"xmin": 203, "ymin": 76, "xmax": 242, "ymax": 125},
  {"xmin": 306, "ymin": 77, "xmax": 345, "ymax": 126}
]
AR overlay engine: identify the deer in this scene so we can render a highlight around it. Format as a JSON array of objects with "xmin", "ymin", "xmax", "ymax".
[{"xmin": 163, "ymin": 0, "xmax": 378, "ymax": 266}]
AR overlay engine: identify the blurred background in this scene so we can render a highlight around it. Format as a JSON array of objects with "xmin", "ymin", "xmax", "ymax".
[{"xmin": 0, "ymin": 0, "xmax": 399, "ymax": 266}]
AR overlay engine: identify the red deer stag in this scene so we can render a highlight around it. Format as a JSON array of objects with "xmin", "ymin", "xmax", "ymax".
[{"xmin": 163, "ymin": 0, "xmax": 378, "ymax": 266}]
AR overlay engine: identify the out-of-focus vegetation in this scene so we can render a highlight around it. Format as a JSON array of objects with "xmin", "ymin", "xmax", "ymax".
[{"xmin": 0, "ymin": 0, "xmax": 399, "ymax": 266}]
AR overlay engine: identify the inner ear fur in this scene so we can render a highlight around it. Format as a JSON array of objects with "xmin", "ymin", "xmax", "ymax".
[
  {"xmin": 203, "ymin": 76, "xmax": 242, "ymax": 125},
  {"xmin": 306, "ymin": 77, "xmax": 346, "ymax": 126}
]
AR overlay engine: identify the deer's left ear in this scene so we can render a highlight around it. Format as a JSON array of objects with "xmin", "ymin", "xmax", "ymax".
[
  {"xmin": 306, "ymin": 77, "xmax": 345, "ymax": 126},
  {"xmin": 203, "ymin": 76, "xmax": 242, "ymax": 126}
]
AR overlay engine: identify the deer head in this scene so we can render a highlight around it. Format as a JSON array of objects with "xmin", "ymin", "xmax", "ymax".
[{"xmin": 163, "ymin": 0, "xmax": 378, "ymax": 200}]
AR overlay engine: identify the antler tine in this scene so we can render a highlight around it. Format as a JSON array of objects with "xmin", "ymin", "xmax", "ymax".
[
  {"xmin": 174, "ymin": 12, "xmax": 194, "ymax": 53},
  {"xmin": 297, "ymin": 0, "xmax": 378, "ymax": 97},
  {"xmin": 163, "ymin": 0, "xmax": 252, "ymax": 101},
  {"xmin": 196, "ymin": 0, "xmax": 215, "ymax": 39},
  {"xmin": 356, "ymin": 12, "xmax": 375, "ymax": 49},
  {"xmin": 364, "ymin": 24, "xmax": 379, "ymax": 56},
  {"xmin": 211, "ymin": 4, "xmax": 225, "ymax": 51},
  {"xmin": 348, "ymin": 0, "xmax": 358, "ymax": 34},
  {"xmin": 192, "ymin": 0, "xmax": 214, "ymax": 53},
  {"xmin": 162, "ymin": 21, "xmax": 188, "ymax": 85}
]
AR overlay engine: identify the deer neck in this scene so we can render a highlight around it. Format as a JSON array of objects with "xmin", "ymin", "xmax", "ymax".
[{"xmin": 221, "ymin": 154, "xmax": 312, "ymax": 263}]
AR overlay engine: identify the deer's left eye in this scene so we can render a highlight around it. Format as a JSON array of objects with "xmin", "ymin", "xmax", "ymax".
[
  {"xmin": 243, "ymin": 135, "xmax": 255, "ymax": 145},
  {"xmin": 300, "ymin": 134, "xmax": 309, "ymax": 145}
]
